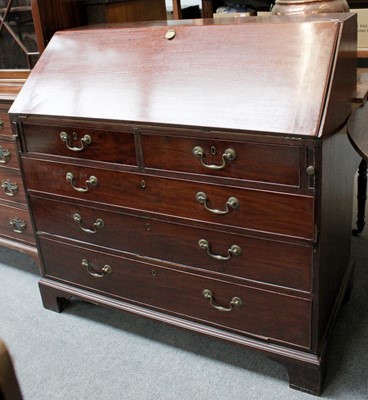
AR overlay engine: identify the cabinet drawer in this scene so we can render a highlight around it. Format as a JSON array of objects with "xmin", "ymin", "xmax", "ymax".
[
  {"xmin": 21, "ymin": 122, "xmax": 137, "ymax": 165},
  {"xmin": 142, "ymin": 135, "xmax": 301, "ymax": 186},
  {"xmin": 39, "ymin": 237, "xmax": 312, "ymax": 349},
  {"xmin": 0, "ymin": 141, "xmax": 19, "ymax": 170},
  {"xmin": 0, "ymin": 203, "xmax": 35, "ymax": 244},
  {"xmin": 22, "ymin": 158, "xmax": 314, "ymax": 239},
  {"xmin": 23, "ymin": 158, "xmax": 314, "ymax": 239},
  {"xmin": 31, "ymin": 196, "xmax": 313, "ymax": 292},
  {"xmin": 0, "ymin": 169, "xmax": 27, "ymax": 204},
  {"xmin": 0, "ymin": 111, "xmax": 12, "ymax": 137}
]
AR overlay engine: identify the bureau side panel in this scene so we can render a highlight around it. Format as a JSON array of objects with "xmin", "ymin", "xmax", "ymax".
[{"xmin": 317, "ymin": 127, "xmax": 359, "ymax": 344}]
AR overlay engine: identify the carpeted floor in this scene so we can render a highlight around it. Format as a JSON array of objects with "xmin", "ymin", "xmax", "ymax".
[{"xmin": 0, "ymin": 214, "xmax": 367, "ymax": 399}]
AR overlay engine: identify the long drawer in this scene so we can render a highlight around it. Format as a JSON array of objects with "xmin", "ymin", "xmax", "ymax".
[
  {"xmin": 0, "ymin": 168, "xmax": 27, "ymax": 204},
  {"xmin": 21, "ymin": 122, "xmax": 137, "ymax": 165},
  {"xmin": 22, "ymin": 158, "xmax": 314, "ymax": 239},
  {"xmin": 30, "ymin": 196, "xmax": 313, "ymax": 292},
  {"xmin": 0, "ymin": 203, "xmax": 35, "ymax": 244},
  {"xmin": 39, "ymin": 236, "xmax": 312, "ymax": 349},
  {"xmin": 141, "ymin": 134, "xmax": 301, "ymax": 186}
]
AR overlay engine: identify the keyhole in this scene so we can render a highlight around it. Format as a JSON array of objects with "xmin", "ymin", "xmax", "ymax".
[
  {"xmin": 140, "ymin": 180, "xmax": 146, "ymax": 189},
  {"xmin": 152, "ymin": 269, "xmax": 156, "ymax": 276},
  {"xmin": 210, "ymin": 146, "xmax": 217, "ymax": 155},
  {"xmin": 146, "ymin": 223, "xmax": 151, "ymax": 231},
  {"xmin": 72, "ymin": 132, "xmax": 78, "ymax": 140}
]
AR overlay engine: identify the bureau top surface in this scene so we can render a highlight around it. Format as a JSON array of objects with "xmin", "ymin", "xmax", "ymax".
[{"xmin": 10, "ymin": 14, "xmax": 355, "ymax": 137}]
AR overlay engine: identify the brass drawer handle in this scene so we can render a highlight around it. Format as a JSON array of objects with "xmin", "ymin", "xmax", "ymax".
[
  {"xmin": 203, "ymin": 289, "xmax": 243, "ymax": 312},
  {"xmin": 66, "ymin": 172, "xmax": 98, "ymax": 193},
  {"xmin": 196, "ymin": 191, "xmax": 239, "ymax": 215},
  {"xmin": 73, "ymin": 213, "xmax": 104, "ymax": 234},
  {"xmin": 0, "ymin": 145, "xmax": 11, "ymax": 164},
  {"xmin": 1, "ymin": 179, "xmax": 19, "ymax": 196},
  {"xmin": 198, "ymin": 239, "xmax": 241, "ymax": 261},
  {"xmin": 0, "ymin": 118, "xmax": 4, "ymax": 129},
  {"xmin": 9, "ymin": 217, "xmax": 26, "ymax": 234},
  {"xmin": 60, "ymin": 131, "xmax": 92, "ymax": 152},
  {"xmin": 192, "ymin": 146, "xmax": 236, "ymax": 170},
  {"xmin": 82, "ymin": 259, "xmax": 112, "ymax": 278}
]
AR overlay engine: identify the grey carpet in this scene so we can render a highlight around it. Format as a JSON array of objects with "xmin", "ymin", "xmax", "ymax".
[{"xmin": 0, "ymin": 212, "xmax": 367, "ymax": 399}]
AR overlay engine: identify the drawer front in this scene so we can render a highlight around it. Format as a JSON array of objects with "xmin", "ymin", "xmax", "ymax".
[
  {"xmin": 39, "ymin": 237, "xmax": 312, "ymax": 349},
  {"xmin": 142, "ymin": 135, "xmax": 301, "ymax": 186},
  {"xmin": 30, "ymin": 196, "xmax": 313, "ymax": 291},
  {"xmin": 0, "ymin": 110, "xmax": 12, "ymax": 137},
  {"xmin": 0, "ymin": 203, "xmax": 35, "ymax": 244},
  {"xmin": 0, "ymin": 169, "xmax": 27, "ymax": 204},
  {"xmin": 0, "ymin": 141, "xmax": 19, "ymax": 170},
  {"xmin": 22, "ymin": 158, "xmax": 314, "ymax": 239},
  {"xmin": 22, "ymin": 122, "xmax": 137, "ymax": 165}
]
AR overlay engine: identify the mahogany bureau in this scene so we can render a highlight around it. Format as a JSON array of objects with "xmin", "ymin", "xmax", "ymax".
[{"xmin": 9, "ymin": 14, "xmax": 359, "ymax": 395}]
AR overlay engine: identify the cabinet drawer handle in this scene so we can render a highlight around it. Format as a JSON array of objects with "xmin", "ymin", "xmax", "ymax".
[
  {"xmin": 198, "ymin": 239, "xmax": 241, "ymax": 260},
  {"xmin": 192, "ymin": 146, "xmax": 236, "ymax": 170},
  {"xmin": 203, "ymin": 289, "xmax": 243, "ymax": 312},
  {"xmin": 73, "ymin": 213, "xmax": 104, "ymax": 233},
  {"xmin": 0, "ymin": 145, "xmax": 11, "ymax": 164},
  {"xmin": 9, "ymin": 217, "xmax": 27, "ymax": 234},
  {"xmin": 60, "ymin": 131, "xmax": 92, "ymax": 152},
  {"xmin": 82, "ymin": 259, "xmax": 112, "ymax": 278},
  {"xmin": 66, "ymin": 172, "xmax": 98, "ymax": 193},
  {"xmin": 196, "ymin": 191, "xmax": 239, "ymax": 215},
  {"xmin": 1, "ymin": 179, "xmax": 19, "ymax": 196}
]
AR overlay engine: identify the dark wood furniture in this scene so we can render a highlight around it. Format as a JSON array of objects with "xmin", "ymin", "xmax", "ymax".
[
  {"xmin": 84, "ymin": 0, "xmax": 166, "ymax": 24},
  {"xmin": 0, "ymin": 0, "xmax": 86, "ymax": 259},
  {"xmin": 10, "ymin": 14, "xmax": 358, "ymax": 395},
  {"xmin": 0, "ymin": 70, "xmax": 38, "ymax": 259}
]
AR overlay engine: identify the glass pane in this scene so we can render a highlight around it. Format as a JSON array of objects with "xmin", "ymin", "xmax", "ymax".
[{"xmin": 0, "ymin": 0, "xmax": 39, "ymax": 69}]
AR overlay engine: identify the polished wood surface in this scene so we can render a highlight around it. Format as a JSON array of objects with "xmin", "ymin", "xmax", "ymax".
[
  {"xmin": 11, "ymin": 14, "xmax": 358, "ymax": 395},
  {"xmin": 11, "ymin": 15, "xmax": 354, "ymax": 136}
]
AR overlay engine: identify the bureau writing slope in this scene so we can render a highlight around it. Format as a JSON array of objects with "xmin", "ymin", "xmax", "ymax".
[{"xmin": 9, "ymin": 14, "xmax": 359, "ymax": 395}]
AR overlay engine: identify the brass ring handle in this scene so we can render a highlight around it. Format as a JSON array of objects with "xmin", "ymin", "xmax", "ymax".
[
  {"xmin": 198, "ymin": 239, "xmax": 241, "ymax": 261},
  {"xmin": 192, "ymin": 146, "xmax": 236, "ymax": 170},
  {"xmin": 202, "ymin": 289, "xmax": 243, "ymax": 312},
  {"xmin": 196, "ymin": 192, "xmax": 239, "ymax": 215},
  {"xmin": 1, "ymin": 179, "xmax": 19, "ymax": 197},
  {"xmin": 82, "ymin": 259, "xmax": 112, "ymax": 278},
  {"xmin": 60, "ymin": 131, "xmax": 92, "ymax": 152},
  {"xmin": 66, "ymin": 172, "xmax": 98, "ymax": 193},
  {"xmin": 0, "ymin": 145, "xmax": 11, "ymax": 164},
  {"xmin": 73, "ymin": 213, "xmax": 104, "ymax": 234}
]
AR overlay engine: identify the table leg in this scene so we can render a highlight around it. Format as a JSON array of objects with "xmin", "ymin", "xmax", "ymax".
[{"xmin": 352, "ymin": 159, "xmax": 367, "ymax": 235}]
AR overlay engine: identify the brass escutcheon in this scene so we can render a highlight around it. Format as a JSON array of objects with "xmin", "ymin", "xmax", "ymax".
[{"xmin": 165, "ymin": 29, "xmax": 176, "ymax": 40}]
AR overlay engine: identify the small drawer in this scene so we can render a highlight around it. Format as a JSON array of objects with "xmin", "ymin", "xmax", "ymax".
[
  {"xmin": 0, "ymin": 169, "xmax": 27, "ymax": 204},
  {"xmin": 21, "ymin": 122, "xmax": 137, "ymax": 165},
  {"xmin": 22, "ymin": 158, "xmax": 314, "ymax": 239},
  {"xmin": 0, "ymin": 111, "xmax": 13, "ymax": 137},
  {"xmin": 39, "ymin": 237, "xmax": 312, "ymax": 349},
  {"xmin": 0, "ymin": 141, "xmax": 20, "ymax": 170},
  {"xmin": 0, "ymin": 203, "xmax": 35, "ymax": 244},
  {"xmin": 142, "ymin": 135, "xmax": 301, "ymax": 186},
  {"xmin": 30, "ymin": 196, "xmax": 313, "ymax": 292}
]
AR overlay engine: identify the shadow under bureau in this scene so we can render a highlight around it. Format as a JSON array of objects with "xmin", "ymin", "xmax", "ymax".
[{"xmin": 9, "ymin": 14, "xmax": 359, "ymax": 395}]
